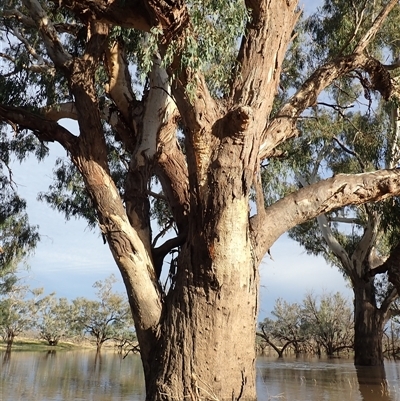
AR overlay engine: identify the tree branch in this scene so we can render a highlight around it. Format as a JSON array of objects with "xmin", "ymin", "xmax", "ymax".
[
  {"xmin": 104, "ymin": 39, "xmax": 139, "ymax": 130},
  {"xmin": 333, "ymin": 136, "xmax": 366, "ymax": 172},
  {"xmin": 231, "ymin": 0, "xmax": 299, "ymax": 122},
  {"xmin": 0, "ymin": 104, "xmax": 79, "ymax": 154},
  {"xmin": 354, "ymin": 0, "xmax": 398, "ymax": 54},
  {"xmin": 48, "ymin": 0, "xmax": 152, "ymax": 32},
  {"xmin": 21, "ymin": 0, "xmax": 72, "ymax": 68},
  {"xmin": 370, "ymin": 241, "xmax": 400, "ymax": 296},
  {"xmin": 317, "ymin": 214, "xmax": 353, "ymax": 276},
  {"xmin": 42, "ymin": 102, "xmax": 78, "ymax": 121},
  {"xmin": 260, "ymin": 53, "xmax": 394, "ymax": 160},
  {"xmin": 351, "ymin": 207, "xmax": 379, "ymax": 277},
  {"xmin": 253, "ymin": 168, "xmax": 400, "ymax": 260}
]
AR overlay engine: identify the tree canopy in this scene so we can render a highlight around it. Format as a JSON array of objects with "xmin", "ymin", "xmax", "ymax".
[{"xmin": 1, "ymin": 0, "xmax": 400, "ymax": 399}]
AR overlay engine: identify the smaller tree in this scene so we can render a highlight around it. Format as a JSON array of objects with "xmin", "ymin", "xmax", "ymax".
[
  {"xmin": 37, "ymin": 295, "xmax": 72, "ymax": 346},
  {"xmin": 302, "ymin": 291, "xmax": 354, "ymax": 357},
  {"xmin": 0, "ymin": 278, "xmax": 44, "ymax": 350},
  {"xmin": 72, "ymin": 275, "xmax": 131, "ymax": 351},
  {"xmin": 258, "ymin": 298, "xmax": 308, "ymax": 357}
]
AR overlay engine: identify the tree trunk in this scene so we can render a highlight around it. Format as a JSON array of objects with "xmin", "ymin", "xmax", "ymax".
[
  {"xmin": 144, "ymin": 208, "xmax": 259, "ymax": 400},
  {"xmin": 353, "ymin": 284, "xmax": 386, "ymax": 366},
  {"xmin": 6, "ymin": 331, "xmax": 15, "ymax": 352}
]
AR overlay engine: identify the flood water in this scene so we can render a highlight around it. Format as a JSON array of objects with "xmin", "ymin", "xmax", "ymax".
[{"xmin": 1, "ymin": 350, "xmax": 400, "ymax": 401}]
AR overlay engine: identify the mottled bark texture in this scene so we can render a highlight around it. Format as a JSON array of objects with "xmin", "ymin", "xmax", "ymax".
[{"xmin": 1, "ymin": 0, "xmax": 400, "ymax": 399}]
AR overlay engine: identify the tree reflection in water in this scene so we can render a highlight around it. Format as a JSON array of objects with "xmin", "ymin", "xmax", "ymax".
[
  {"xmin": 1, "ymin": 352, "xmax": 400, "ymax": 401},
  {"xmin": 356, "ymin": 365, "xmax": 393, "ymax": 401},
  {"xmin": 256, "ymin": 356, "xmax": 400, "ymax": 401}
]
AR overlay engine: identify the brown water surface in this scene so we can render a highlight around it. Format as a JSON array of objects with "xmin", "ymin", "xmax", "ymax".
[
  {"xmin": 1, "ymin": 351, "xmax": 399, "ymax": 400},
  {"xmin": 257, "ymin": 356, "xmax": 400, "ymax": 401}
]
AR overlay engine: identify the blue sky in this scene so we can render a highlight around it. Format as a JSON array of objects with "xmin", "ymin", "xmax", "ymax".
[{"xmin": 7, "ymin": 0, "xmax": 349, "ymax": 320}]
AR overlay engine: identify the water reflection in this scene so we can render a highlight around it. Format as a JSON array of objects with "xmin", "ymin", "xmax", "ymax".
[
  {"xmin": 1, "ymin": 351, "xmax": 400, "ymax": 401},
  {"xmin": 256, "ymin": 356, "xmax": 400, "ymax": 401},
  {"xmin": 1, "ymin": 350, "xmax": 145, "ymax": 401},
  {"xmin": 356, "ymin": 365, "xmax": 390, "ymax": 401}
]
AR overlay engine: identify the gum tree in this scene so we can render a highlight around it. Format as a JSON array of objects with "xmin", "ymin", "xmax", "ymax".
[
  {"xmin": 1, "ymin": 0, "xmax": 400, "ymax": 399},
  {"xmin": 1, "ymin": 135, "xmax": 40, "ymax": 277},
  {"xmin": 71, "ymin": 275, "xmax": 131, "ymax": 351},
  {"xmin": 258, "ymin": 299, "xmax": 308, "ymax": 357},
  {"xmin": 302, "ymin": 292, "xmax": 354, "ymax": 357},
  {"xmin": 280, "ymin": 0, "xmax": 400, "ymax": 367}
]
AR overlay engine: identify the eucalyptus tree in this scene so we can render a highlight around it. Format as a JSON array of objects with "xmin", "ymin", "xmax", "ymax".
[
  {"xmin": 272, "ymin": 0, "xmax": 400, "ymax": 366},
  {"xmin": 258, "ymin": 299, "xmax": 308, "ymax": 357},
  {"xmin": 1, "ymin": 0, "xmax": 400, "ymax": 399},
  {"xmin": 0, "ymin": 281, "xmax": 44, "ymax": 350},
  {"xmin": 71, "ymin": 275, "xmax": 131, "ymax": 351},
  {"xmin": 302, "ymin": 292, "xmax": 354, "ymax": 357},
  {"xmin": 1, "ymin": 149, "xmax": 40, "ymax": 278},
  {"xmin": 285, "ymin": 107, "xmax": 400, "ymax": 366},
  {"xmin": 37, "ymin": 295, "xmax": 72, "ymax": 345}
]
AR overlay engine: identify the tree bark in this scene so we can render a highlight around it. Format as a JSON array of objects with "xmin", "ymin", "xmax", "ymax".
[
  {"xmin": 353, "ymin": 281, "xmax": 387, "ymax": 366},
  {"xmin": 145, "ymin": 229, "xmax": 258, "ymax": 400}
]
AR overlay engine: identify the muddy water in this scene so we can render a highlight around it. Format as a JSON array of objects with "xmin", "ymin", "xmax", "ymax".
[{"xmin": 1, "ymin": 351, "xmax": 399, "ymax": 400}]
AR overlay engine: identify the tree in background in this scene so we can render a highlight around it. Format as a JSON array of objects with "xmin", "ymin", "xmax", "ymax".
[
  {"xmin": 37, "ymin": 295, "xmax": 72, "ymax": 345},
  {"xmin": 1, "ymin": 115, "xmax": 43, "ymax": 274},
  {"xmin": 71, "ymin": 275, "xmax": 131, "ymax": 351},
  {"xmin": 302, "ymin": 291, "xmax": 353, "ymax": 357},
  {"xmin": 261, "ymin": 0, "xmax": 400, "ymax": 366},
  {"xmin": 0, "ymin": 279, "xmax": 44, "ymax": 350},
  {"xmin": 258, "ymin": 299, "xmax": 308, "ymax": 358},
  {"xmin": 1, "ymin": 0, "xmax": 400, "ymax": 398},
  {"xmin": 259, "ymin": 292, "xmax": 354, "ymax": 358}
]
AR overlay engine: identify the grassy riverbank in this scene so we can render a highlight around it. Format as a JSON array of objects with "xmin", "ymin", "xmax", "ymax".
[{"xmin": 0, "ymin": 338, "xmax": 89, "ymax": 352}]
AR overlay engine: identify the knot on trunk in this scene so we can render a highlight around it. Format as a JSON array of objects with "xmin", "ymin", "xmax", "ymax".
[
  {"xmin": 215, "ymin": 106, "xmax": 253, "ymax": 140},
  {"xmin": 364, "ymin": 58, "xmax": 393, "ymax": 101}
]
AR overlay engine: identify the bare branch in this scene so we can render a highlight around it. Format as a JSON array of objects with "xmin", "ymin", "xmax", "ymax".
[
  {"xmin": 317, "ymin": 214, "xmax": 352, "ymax": 275},
  {"xmin": 0, "ymin": 104, "xmax": 78, "ymax": 154},
  {"xmin": 2, "ymin": 9, "xmax": 36, "ymax": 27},
  {"xmin": 42, "ymin": 102, "xmax": 77, "ymax": 121},
  {"xmin": 328, "ymin": 216, "xmax": 363, "ymax": 225},
  {"xmin": 104, "ymin": 40, "xmax": 138, "ymax": 126},
  {"xmin": 333, "ymin": 136, "xmax": 366, "ymax": 171},
  {"xmin": 383, "ymin": 59, "xmax": 400, "ymax": 71},
  {"xmin": 253, "ymin": 168, "xmax": 400, "ymax": 260},
  {"xmin": 351, "ymin": 208, "xmax": 379, "ymax": 277}
]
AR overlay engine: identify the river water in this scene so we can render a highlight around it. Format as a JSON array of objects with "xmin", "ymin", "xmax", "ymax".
[{"xmin": 1, "ymin": 351, "xmax": 399, "ymax": 401}]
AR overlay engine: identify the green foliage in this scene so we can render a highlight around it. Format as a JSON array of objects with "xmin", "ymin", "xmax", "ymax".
[
  {"xmin": 37, "ymin": 295, "xmax": 72, "ymax": 345},
  {"xmin": 259, "ymin": 292, "xmax": 354, "ymax": 356},
  {"xmin": 37, "ymin": 157, "xmax": 97, "ymax": 227},
  {"xmin": 185, "ymin": 0, "xmax": 249, "ymax": 96},
  {"xmin": 70, "ymin": 275, "xmax": 132, "ymax": 350},
  {"xmin": 0, "ymin": 272, "xmax": 45, "ymax": 347}
]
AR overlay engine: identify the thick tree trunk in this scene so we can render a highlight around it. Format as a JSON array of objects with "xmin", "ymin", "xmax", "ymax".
[
  {"xmin": 353, "ymin": 284, "xmax": 386, "ymax": 366},
  {"xmin": 144, "ymin": 198, "xmax": 259, "ymax": 400}
]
